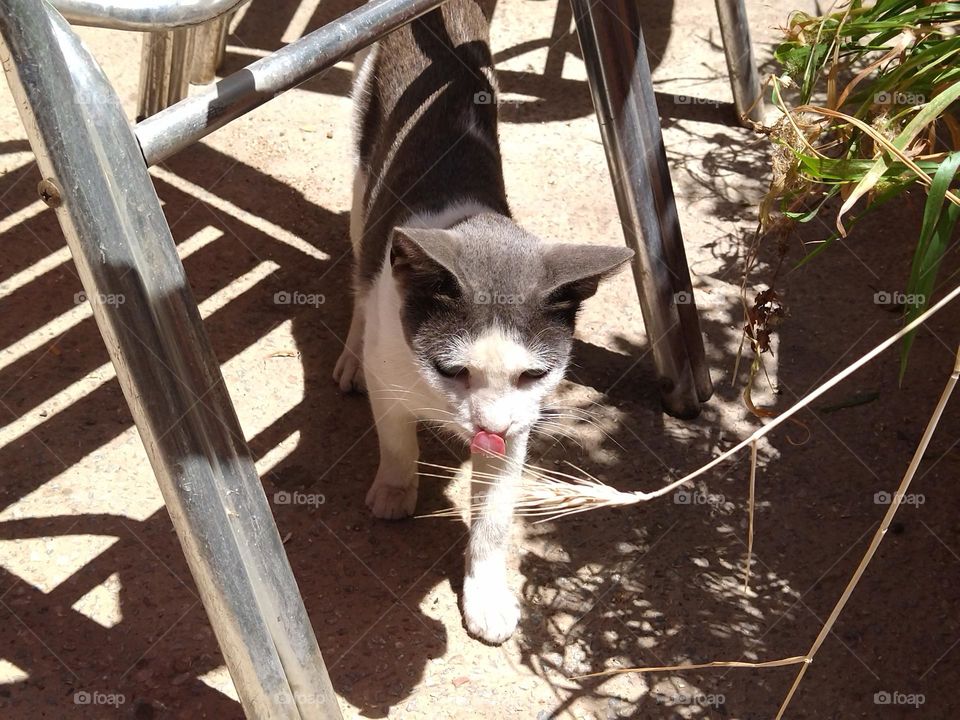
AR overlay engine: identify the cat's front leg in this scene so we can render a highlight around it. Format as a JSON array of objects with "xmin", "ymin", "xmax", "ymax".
[
  {"xmin": 365, "ymin": 390, "xmax": 419, "ymax": 519},
  {"xmin": 462, "ymin": 434, "xmax": 526, "ymax": 644},
  {"xmin": 333, "ymin": 288, "xmax": 367, "ymax": 393}
]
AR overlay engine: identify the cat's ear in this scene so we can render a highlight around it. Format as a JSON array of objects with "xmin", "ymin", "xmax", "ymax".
[
  {"xmin": 541, "ymin": 244, "xmax": 634, "ymax": 310},
  {"xmin": 390, "ymin": 227, "xmax": 462, "ymax": 297}
]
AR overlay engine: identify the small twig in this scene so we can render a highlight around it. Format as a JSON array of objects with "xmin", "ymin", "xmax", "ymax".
[
  {"xmin": 573, "ymin": 655, "xmax": 809, "ymax": 679},
  {"xmin": 743, "ymin": 441, "xmax": 758, "ymax": 593}
]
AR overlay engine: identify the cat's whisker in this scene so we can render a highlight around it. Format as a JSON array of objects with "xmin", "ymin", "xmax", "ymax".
[
  {"xmin": 367, "ymin": 389, "xmax": 419, "ymax": 397},
  {"xmin": 417, "ymin": 469, "xmax": 471, "ymax": 481},
  {"xmin": 533, "ymin": 419, "xmax": 581, "ymax": 437},
  {"xmin": 530, "ymin": 425, "xmax": 581, "ymax": 450},
  {"xmin": 543, "ymin": 402, "xmax": 611, "ymax": 424},
  {"xmin": 416, "ymin": 460, "xmax": 510, "ymax": 483},
  {"xmin": 540, "ymin": 410, "xmax": 604, "ymax": 426},
  {"xmin": 382, "ymin": 381, "xmax": 425, "ymax": 390},
  {"xmin": 418, "ymin": 460, "xmax": 500, "ymax": 480},
  {"xmin": 543, "ymin": 400, "xmax": 601, "ymax": 414},
  {"xmin": 418, "ymin": 509, "xmax": 467, "ymax": 518},
  {"xmin": 531, "ymin": 424, "xmax": 577, "ymax": 441},
  {"xmin": 581, "ymin": 398, "xmax": 614, "ymax": 413},
  {"xmin": 367, "ymin": 392, "xmax": 417, "ymax": 400},
  {"xmin": 542, "ymin": 407, "xmax": 606, "ymax": 423},
  {"xmin": 537, "ymin": 436, "xmax": 571, "ymax": 453},
  {"xmin": 539, "ymin": 411, "xmax": 625, "ymax": 451}
]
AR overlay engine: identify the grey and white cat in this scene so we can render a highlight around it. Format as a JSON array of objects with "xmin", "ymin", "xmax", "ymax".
[{"xmin": 333, "ymin": 0, "xmax": 633, "ymax": 644}]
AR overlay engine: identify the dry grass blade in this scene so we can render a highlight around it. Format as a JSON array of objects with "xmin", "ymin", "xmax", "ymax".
[
  {"xmin": 417, "ymin": 284, "xmax": 959, "ymax": 525},
  {"xmin": 416, "ymin": 457, "xmax": 644, "ymax": 521},
  {"xmin": 743, "ymin": 441, "xmax": 759, "ymax": 593},
  {"xmin": 573, "ymin": 655, "xmax": 810, "ymax": 679},
  {"xmin": 774, "ymin": 344, "xmax": 960, "ymax": 720},
  {"xmin": 563, "ymin": 344, "xmax": 957, "ymax": 695}
]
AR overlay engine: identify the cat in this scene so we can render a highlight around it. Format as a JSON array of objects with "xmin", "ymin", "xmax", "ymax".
[{"xmin": 333, "ymin": 0, "xmax": 633, "ymax": 644}]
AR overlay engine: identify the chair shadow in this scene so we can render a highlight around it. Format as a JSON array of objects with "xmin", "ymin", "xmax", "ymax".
[
  {"xmin": 3, "ymin": 0, "xmax": 959, "ymax": 718},
  {"xmin": 0, "ymin": 141, "xmax": 465, "ymax": 718},
  {"xmin": 0, "ymin": 3, "xmax": 803, "ymax": 719},
  {"xmin": 508, "ymin": 195, "xmax": 960, "ymax": 718},
  {"xmin": 220, "ymin": 0, "xmax": 691, "ymax": 126}
]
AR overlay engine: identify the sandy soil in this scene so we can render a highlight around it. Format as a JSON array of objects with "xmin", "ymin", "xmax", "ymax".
[{"xmin": 0, "ymin": 0, "xmax": 958, "ymax": 718}]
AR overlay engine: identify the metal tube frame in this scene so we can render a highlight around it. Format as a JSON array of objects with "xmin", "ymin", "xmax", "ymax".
[
  {"xmin": 51, "ymin": 0, "xmax": 249, "ymax": 30},
  {"xmin": 570, "ymin": 0, "xmax": 712, "ymax": 417},
  {"xmin": 53, "ymin": 0, "xmax": 247, "ymax": 121},
  {"xmin": 715, "ymin": 0, "xmax": 765, "ymax": 125},
  {"xmin": 0, "ymin": 2, "xmax": 342, "ymax": 718},
  {"xmin": 135, "ymin": 0, "xmax": 452, "ymax": 165},
  {"xmin": 135, "ymin": 7, "xmax": 239, "ymax": 120},
  {"xmin": 0, "ymin": 0, "xmax": 760, "ymax": 712},
  {"xmin": 190, "ymin": 12, "xmax": 231, "ymax": 85},
  {"xmin": 126, "ymin": 0, "xmax": 767, "ymax": 414},
  {"xmin": 137, "ymin": 25, "xmax": 196, "ymax": 120}
]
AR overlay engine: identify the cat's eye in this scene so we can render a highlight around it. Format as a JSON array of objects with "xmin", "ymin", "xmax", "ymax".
[
  {"xmin": 520, "ymin": 368, "xmax": 549, "ymax": 382},
  {"xmin": 433, "ymin": 361, "xmax": 468, "ymax": 381}
]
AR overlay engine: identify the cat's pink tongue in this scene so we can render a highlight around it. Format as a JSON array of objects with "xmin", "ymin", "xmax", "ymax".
[{"xmin": 470, "ymin": 430, "xmax": 506, "ymax": 455}]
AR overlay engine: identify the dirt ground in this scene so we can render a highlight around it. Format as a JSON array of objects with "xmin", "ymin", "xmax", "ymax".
[{"xmin": 1, "ymin": 0, "xmax": 959, "ymax": 718}]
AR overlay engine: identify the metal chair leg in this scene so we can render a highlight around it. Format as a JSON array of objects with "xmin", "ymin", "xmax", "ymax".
[
  {"xmin": 0, "ymin": 2, "xmax": 342, "ymax": 717},
  {"xmin": 715, "ymin": 0, "xmax": 764, "ymax": 125},
  {"xmin": 570, "ymin": 0, "xmax": 712, "ymax": 417},
  {"xmin": 190, "ymin": 13, "xmax": 231, "ymax": 85},
  {"xmin": 137, "ymin": 26, "xmax": 195, "ymax": 120}
]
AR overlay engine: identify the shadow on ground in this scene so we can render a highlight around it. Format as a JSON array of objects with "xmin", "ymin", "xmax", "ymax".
[{"xmin": 1, "ymin": 0, "xmax": 959, "ymax": 719}]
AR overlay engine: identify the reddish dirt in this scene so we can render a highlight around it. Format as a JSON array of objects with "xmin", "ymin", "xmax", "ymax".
[{"xmin": 0, "ymin": 0, "xmax": 958, "ymax": 718}]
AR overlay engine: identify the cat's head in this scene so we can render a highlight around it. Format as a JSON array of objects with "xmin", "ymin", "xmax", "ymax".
[{"xmin": 390, "ymin": 213, "xmax": 633, "ymax": 444}]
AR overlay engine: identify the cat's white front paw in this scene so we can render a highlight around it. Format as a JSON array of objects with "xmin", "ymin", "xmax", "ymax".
[
  {"xmin": 366, "ymin": 466, "xmax": 417, "ymax": 519},
  {"xmin": 462, "ymin": 575, "xmax": 520, "ymax": 644},
  {"xmin": 333, "ymin": 349, "xmax": 365, "ymax": 393}
]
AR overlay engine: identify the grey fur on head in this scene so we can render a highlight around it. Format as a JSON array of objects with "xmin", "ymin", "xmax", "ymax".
[{"xmin": 390, "ymin": 213, "xmax": 634, "ymax": 372}]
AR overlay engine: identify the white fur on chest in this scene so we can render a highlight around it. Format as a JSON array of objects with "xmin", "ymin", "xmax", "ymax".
[{"xmin": 364, "ymin": 268, "xmax": 438, "ymax": 419}]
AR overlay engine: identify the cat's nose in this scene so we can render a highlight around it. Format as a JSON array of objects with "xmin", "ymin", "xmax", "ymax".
[{"xmin": 478, "ymin": 422, "xmax": 511, "ymax": 436}]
